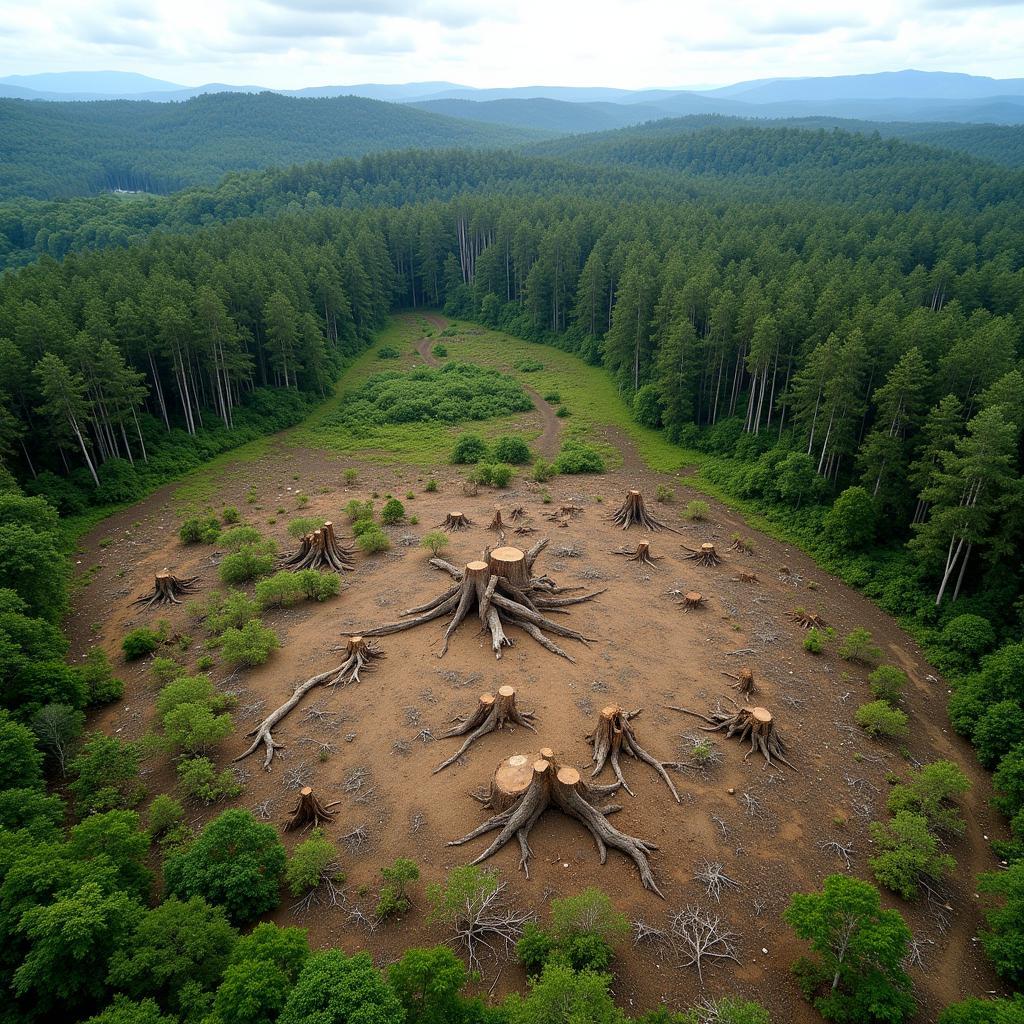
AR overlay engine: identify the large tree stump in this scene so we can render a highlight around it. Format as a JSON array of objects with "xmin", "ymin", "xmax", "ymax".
[
  {"xmin": 434, "ymin": 685, "xmax": 537, "ymax": 773},
  {"xmin": 682, "ymin": 543, "xmax": 722, "ymax": 567},
  {"xmin": 281, "ymin": 521, "xmax": 354, "ymax": 572},
  {"xmin": 667, "ymin": 701, "xmax": 796, "ymax": 770},
  {"xmin": 680, "ymin": 591, "xmax": 705, "ymax": 611},
  {"xmin": 613, "ymin": 540, "xmax": 661, "ymax": 568},
  {"xmin": 476, "ymin": 753, "xmax": 536, "ymax": 813},
  {"xmin": 440, "ymin": 511, "xmax": 473, "ymax": 532},
  {"xmin": 792, "ymin": 609, "xmax": 827, "ymax": 630},
  {"xmin": 450, "ymin": 753, "xmax": 661, "ymax": 895},
  {"xmin": 235, "ymin": 637, "xmax": 383, "ymax": 769},
  {"xmin": 285, "ymin": 787, "xmax": 339, "ymax": 831},
  {"xmin": 345, "ymin": 543, "xmax": 602, "ymax": 662},
  {"xmin": 132, "ymin": 571, "xmax": 201, "ymax": 607},
  {"xmin": 608, "ymin": 490, "xmax": 678, "ymax": 533},
  {"xmin": 588, "ymin": 705, "xmax": 680, "ymax": 801}
]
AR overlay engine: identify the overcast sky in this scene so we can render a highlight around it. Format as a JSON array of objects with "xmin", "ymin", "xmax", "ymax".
[{"xmin": 2, "ymin": 0, "xmax": 1023, "ymax": 89}]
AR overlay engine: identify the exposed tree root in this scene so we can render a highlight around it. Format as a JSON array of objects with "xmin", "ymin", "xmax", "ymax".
[
  {"xmin": 451, "ymin": 754, "xmax": 662, "ymax": 895},
  {"xmin": 440, "ymin": 511, "xmax": 473, "ymax": 532},
  {"xmin": 667, "ymin": 700, "xmax": 796, "ymax": 770},
  {"xmin": 733, "ymin": 571, "xmax": 760, "ymax": 584},
  {"xmin": 235, "ymin": 637, "xmax": 383, "ymax": 769},
  {"xmin": 509, "ymin": 506, "xmax": 526, "ymax": 521},
  {"xmin": 728, "ymin": 534, "xmax": 754, "ymax": 554},
  {"xmin": 609, "ymin": 489, "xmax": 679, "ymax": 533},
  {"xmin": 281, "ymin": 521, "xmax": 354, "ymax": 572},
  {"xmin": 682, "ymin": 543, "xmax": 722, "ymax": 567},
  {"xmin": 613, "ymin": 540, "xmax": 662, "ymax": 568},
  {"xmin": 514, "ymin": 524, "xmax": 538, "ymax": 536},
  {"xmin": 792, "ymin": 609, "xmax": 827, "ymax": 629},
  {"xmin": 132, "ymin": 571, "xmax": 201, "ymax": 607},
  {"xmin": 346, "ymin": 542, "xmax": 601, "ymax": 661},
  {"xmin": 587, "ymin": 705, "xmax": 680, "ymax": 802},
  {"xmin": 434, "ymin": 686, "xmax": 536, "ymax": 773},
  {"xmin": 285, "ymin": 786, "xmax": 340, "ymax": 831}
]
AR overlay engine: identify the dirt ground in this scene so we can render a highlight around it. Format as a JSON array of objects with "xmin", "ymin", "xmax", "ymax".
[{"xmin": 66, "ymin": 322, "xmax": 1009, "ymax": 1022}]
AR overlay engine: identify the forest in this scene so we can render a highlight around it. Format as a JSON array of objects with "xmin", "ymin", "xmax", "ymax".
[{"xmin": 1, "ymin": 119, "xmax": 1023, "ymax": 1023}]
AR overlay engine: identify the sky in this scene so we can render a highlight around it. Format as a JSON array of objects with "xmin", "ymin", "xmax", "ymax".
[{"xmin": 2, "ymin": 0, "xmax": 1023, "ymax": 89}]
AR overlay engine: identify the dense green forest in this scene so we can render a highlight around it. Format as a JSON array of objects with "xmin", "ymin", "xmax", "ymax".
[
  {"xmin": 0, "ymin": 92, "xmax": 540, "ymax": 201},
  {"xmin": 2, "ymin": 120, "xmax": 1024, "ymax": 1023}
]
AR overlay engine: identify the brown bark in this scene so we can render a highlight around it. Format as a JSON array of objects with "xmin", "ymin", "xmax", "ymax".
[
  {"xmin": 613, "ymin": 539, "xmax": 661, "ymax": 567},
  {"xmin": 475, "ymin": 753, "xmax": 536, "ymax": 813},
  {"xmin": 132, "ymin": 571, "xmax": 201, "ymax": 607},
  {"xmin": 680, "ymin": 591, "xmax": 705, "ymax": 611},
  {"xmin": 488, "ymin": 508, "xmax": 505, "ymax": 532},
  {"xmin": 587, "ymin": 705, "xmax": 680, "ymax": 801},
  {"xmin": 450, "ymin": 753, "xmax": 662, "ymax": 895},
  {"xmin": 285, "ymin": 786, "xmax": 340, "ymax": 831},
  {"xmin": 724, "ymin": 667, "xmax": 757, "ymax": 697},
  {"xmin": 514, "ymin": 524, "xmax": 537, "ymax": 535},
  {"xmin": 434, "ymin": 685, "xmax": 537, "ymax": 773},
  {"xmin": 441, "ymin": 511, "xmax": 473, "ymax": 532},
  {"xmin": 728, "ymin": 534, "xmax": 754, "ymax": 554},
  {"xmin": 667, "ymin": 701, "xmax": 796, "ymax": 770},
  {"xmin": 682, "ymin": 543, "xmax": 722, "ymax": 567},
  {"xmin": 487, "ymin": 546, "xmax": 531, "ymax": 590},
  {"xmin": 608, "ymin": 489, "xmax": 678, "ymax": 532},
  {"xmin": 792, "ymin": 609, "xmax": 827, "ymax": 629},
  {"xmin": 734, "ymin": 571, "xmax": 760, "ymax": 584},
  {"xmin": 281, "ymin": 521, "xmax": 354, "ymax": 572}
]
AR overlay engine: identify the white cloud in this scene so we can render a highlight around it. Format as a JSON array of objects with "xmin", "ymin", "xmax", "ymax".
[{"xmin": 0, "ymin": 0, "xmax": 1021, "ymax": 88}]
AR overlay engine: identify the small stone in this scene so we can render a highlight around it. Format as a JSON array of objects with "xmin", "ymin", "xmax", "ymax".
[
  {"xmin": 727, "ymin": 787, "xmax": 735, "ymax": 795},
  {"xmin": 762, "ymin": 947, "xmax": 768, "ymax": 954}
]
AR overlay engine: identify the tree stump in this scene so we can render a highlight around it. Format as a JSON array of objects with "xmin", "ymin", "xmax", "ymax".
[
  {"xmin": 792, "ymin": 609, "xmax": 827, "ymax": 629},
  {"xmin": 614, "ymin": 540, "xmax": 661, "ymax": 568},
  {"xmin": 281, "ymin": 521, "xmax": 354, "ymax": 572},
  {"xmin": 434, "ymin": 685, "xmax": 537, "ymax": 773},
  {"xmin": 285, "ymin": 787, "xmax": 339, "ymax": 831},
  {"xmin": 587, "ymin": 704, "xmax": 680, "ymax": 801},
  {"xmin": 514, "ymin": 524, "xmax": 537, "ymax": 535},
  {"xmin": 608, "ymin": 489, "xmax": 677, "ymax": 532},
  {"xmin": 450, "ymin": 753, "xmax": 662, "ymax": 894},
  {"xmin": 132, "ymin": 571, "xmax": 201, "ymax": 607},
  {"xmin": 728, "ymin": 535, "xmax": 753, "ymax": 554},
  {"xmin": 346, "ymin": 545, "xmax": 601, "ymax": 661},
  {"xmin": 727, "ymin": 667, "xmax": 757, "ymax": 697},
  {"xmin": 489, "ymin": 508, "xmax": 505, "ymax": 532},
  {"xmin": 680, "ymin": 591, "xmax": 705, "ymax": 611},
  {"xmin": 441, "ymin": 511, "xmax": 473, "ymax": 532},
  {"xmin": 487, "ymin": 546, "xmax": 531, "ymax": 591},
  {"xmin": 667, "ymin": 701, "xmax": 795, "ymax": 770},
  {"xmin": 477, "ymin": 753, "xmax": 536, "ymax": 813},
  {"xmin": 509, "ymin": 506, "xmax": 526, "ymax": 521},
  {"xmin": 735, "ymin": 571, "xmax": 759, "ymax": 584},
  {"xmin": 683, "ymin": 543, "xmax": 722, "ymax": 567}
]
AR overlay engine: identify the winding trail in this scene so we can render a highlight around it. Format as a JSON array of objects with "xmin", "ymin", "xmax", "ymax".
[{"xmin": 413, "ymin": 312, "xmax": 562, "ymax": 459}]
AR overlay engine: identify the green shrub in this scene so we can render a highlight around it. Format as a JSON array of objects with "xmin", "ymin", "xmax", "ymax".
[
  {"xmin": 356, "ymin": 527, "xmax": 391, "ymax": 554},
  {"xmin": 451, "ymin": 434, "xmax": 489, "ymax": 464},
  {"xmin": 655, "ymin": 485, "xmax": 674, "ymax": 503},
  {"xmin": 377, "ymin": 345, "xmax": 400, "ymax": 359},
  {"xmin": 0, "ymin": 710, "xmax": 44, "ymax": 790},
  {"xmin": 255, "ymin": 572, "xmax": 305, "ymax": 608},
  {"xmin": 424, "ymin": 478, "xmax": 438, "ymax": 492},
  {"xmin": 543, "ymin": 390, "xmax": 561, "ymax": 403},
  {"xmin": 940, "ymin": 614, "xmax": 997, "ymax": 662},
  {"xmin": 164, "ymin": 809, "xmax": 285, "ymax": 924},
  {"xmin": 804, "ymin": 627, "xmax": 826, "ymax": 654},
  {"xmin": 147, "ymin": 795, "xmax": 185, "ymax": 841},
  {"xmin": 488, "ymin": 463, "xmax": 514, "ymax": 488},
  {"xmin": 220, "ymin": 620, "xmax": 279, "ymax": 667},
  {"xmin": 218, "ymin": 543, "xmax": 276, "ymax": 585},
  {"xmin": 376, "ymin": 858, "xmax": 419, "ymax": 920},
  {"xmin": 973, "ymin": 701, "xmax": 1024, "ymax": 769},
  {"xmin": 221, "ymin": 526, "xmax": 263, "ymax": 550},
  {"xmin": 420, "ymin": 531, "xmax": 449, "ymax": 557},
  {"xmin": 344, "ymin": 498, "xmax": 374, "ymax": 522},
  {"xmin": 286, "ymin": 829, "xmax": 341, "ymax": 897},
  {"xmin": 887, "ymin": 760, "xmax": 970, "ymax": 837},
  {"xmin": 555, "ymin": 439, "xmax": 605, "ymax": 474},
  {"xmin": 869, "ymin": 665, "xmax": 908, "ymax": 703},
  {"xmin": 869, "ymin": 811, "xmax": 955, "ymax": 899},
  {"xmin": 513, "ymin": 358, "xmax": 544, "ymax": 372},
  {"xmin": 839, "ymin": 627, "xmax": 883, "ymax": 666},
  {"xmin": 977, "ymin": 862, "xmax": 1024, "ymax": 987},
  {"xmin": 150, "ymin": 656, "xmax": 181, "ymax": 686},
  {"xmin": 204, "ymin": 590, "xmax": 259, "ymax": 633},
  {"xmin": 180, "ymin": 516, "xmax": 221, "ymax": 544},
  {"xmin": 823, "ymin": 486, "xmax": 877, "ymax": 550},
  {"xmin": 177, "ymin": 756, "xmax": 242, "ymax": 804},
  {"xmin": 80, "ymin": 648, "xmax": 124, "ymax": 706},
  {"xmin": 856, "ymin": 701, "xmax": 909, "ymax": 739},
  {"xmin": 351, "ymin": 518, "xmax": 377, "ymax": 537},
  {"xmin": 491, "ymin": 435, "xmax": 532, "ymax": 464},
  {"xmin": 343, "ymin": 469, "xmax": 358, "ymax": 484},
  {"xmin": 122, "ymin": 627, "xmax": 160, "ymax": 660},
  {"xmin": 684, "ymin": 500, "xmax": 710, "ymax": 521},
  {"xmin": 222, "ymin": 506, "xmax": 240, "ymax": 524},
  {"xmin": 381, "ymin": 498, "xmax": 406, "ymax": 525},
  {"xmin": 555, "ymin": 405, "xmax": 571, "ymax": 417},
  {"xmin": 295, "ymin": 569, "xmax": 340, "ymax": 602},
  {"xmin": 517, "ymin": 922, "xmax": 556, "ymax": 976},
  {"xmin": 287, "ymin": 517, "xmax": 321, "ymax": 538},
  {"xmin": 69, "ymin": 733, "xmax": 145, "ymax": 814},
  {"xmin": 938, "ymin": 997, "xmax": 1024, "ymax": 1024},
  {"xmin": 532, "ymin": 459, "xmax": 556, "ymax": 482},
  {"xmin": 431, "ymin": 343, "xmax": 448, "ymax": 358}
]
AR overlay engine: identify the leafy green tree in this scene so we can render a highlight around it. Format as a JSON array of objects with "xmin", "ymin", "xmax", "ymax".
[
  {"xmin": 938, "ymin": 996, "xmax": 1024, "ymax": 1024},
  {"xmin": 285, "ymin": 829, "xmax": 340, "ymax": 897},
  {"xmin": 503, "ymin": 962, "xmax": 624, "ymax": 1024},
  {"xmin": 68, "ymin": 810, "xmax": 153, "ymax": 900},
  {"xmin": 107, "ymin": 896, "xmax": 237, "ymax": 1019},
  {"xmin": 33, "ymin": 352, "xmax": 100, "ymax": 487},
  {"xmin": 13, "ymin": 881, "xmax": 142, "ymax": 1015},
  {"xmin": 973, "ymin": 701, "xmax": 1024, "ymax": 770},
  {"xmin": 164, "ymin": 809, "xmax": 285, "ymax": 925},
  {"xmin": 0, "ymin": 494, "xmax": 68, "ymax": 622},
  {"xmin": 388, "ymin": 946, "xmax": 474, "ymax": 1024},
  {"xmin": 0, "ymin": 709, "xmax": 43, "ymax": 790},
  {"xmin": 279, "ymin": 950, "xmax": 405, "ymax": 1024},
  {"xmin": 68, "ymin": 733, "xmax": 145, "ymax": 814},
  {"xmin": 84, "ymin": 996, "xmax": 178, "ymax": 1024},
  {"xmin": 886, "ymin": 760, "xmax": 970, "ymax": 837},
  {"xmin": 824, "ymin": 487, "xmax": 877, "ymax": 550},
  {"xmin": 376, "ymin": 857, "xmax": 420, "ymax": 919},
  {"xmin": 784, "ymin": 874, "xmax": 914, "ymax": 1023},
  {"xmin": 978, "ymin": 862, "xmax": 1024, "ymax": 986},
  {"xmin": 868, "ymin": 811, "xmax": 956, "ymax": 899}
]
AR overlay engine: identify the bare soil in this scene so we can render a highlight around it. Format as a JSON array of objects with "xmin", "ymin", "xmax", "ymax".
[{"xmin": 67, "ymin": 329, "xmax": 1009, "ymax": 1021}]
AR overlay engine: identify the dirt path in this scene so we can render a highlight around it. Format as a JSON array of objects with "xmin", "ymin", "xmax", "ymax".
[{"xmin": 414, "ymin": 313, "xmax": 562, "ymax": 459}]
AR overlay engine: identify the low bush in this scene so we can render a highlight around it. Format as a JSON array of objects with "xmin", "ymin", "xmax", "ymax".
[
  {"xmin": 513, "ymin": 358, "xmax": 544, "ymax": 372},
  {"xmin": 856, "ymin": 700, "xmax": 910, "ymax": 740},
  {"xmin": 180, "ymin": 516, "xmax": 221, "ymax": 544},
  {"xmin": 655, "ymin": 485, "xmax": 674, "ymax": 503},
  {"xmin": 555, "ymin": 439, "xmax": 605, "ymax": 474},
  {"xmin": 344, "ymin": 498, "xmax": 374, "ymax": 522},
  {"xmin": 220, "ymin": 620, "xmax": 279, "ymax": 666},
  {"xmin": 377, "ymin": 345, "xmax": 400, "ymax": 359},
  {"xmin": 424, "ymin": 478, "xmax": 438, "ymax": 492},
  {"xmin": 491, "ymin": 435, "xmax": 532, "ymax": 465},
  {"xmin": 869, "ymin": 665, "xmax": 908, "ymax": 703},
  {"xmin": 255, "ymin": 572, "xmax": 306, "ymax": 608},
  {"xmin": 218, "ymin": 542, "xmax": 276, "ymax": 585},
  {"xmin": 376, "ymin": 858, "xmax": 420, "ymax": 920},
  {"xmin": 420, "ymin": 531, "xmax": 449, "ymax": 556},
  {"xmin": 176, "ymin": 756, "xmax": 242, "ymax": 804},
  {"xmin": 887, "ymin": 760, "xmax": 970, "ymax": 837},
  {"xmin": 220, "ymin": 526, "xmax": 264, "ymax": 550},
  {"xmin": 869, "ymin": 811, "xmax": 955, "ymax": 899},
  {"xmin": 222, "ymin": 506, "xmax": 240, "ymax": 524},
  {"xmin": 287, "ymin": 517, "xmax": 321, "ymax": 538},
  {"xmin": 431, "ymin": 343, "xmax": 448, "ymax": 358},
  {"xmin": 381, "ymin": 498, "xmax": 406, "ymax": 525},
  {"xmin": 488, "ymin": 463, "xmax": 514, "ymax": 488},
  {"xmin": 532, "ymin": 459, "xmax": 556, "ymax": 482},
  {"xmin": 69, "ymin": 733, "xmax": 145, "ymax": 814},
  {"xmin": 203, "ymin": 590, "xmax": 259, "ymax": 633},
  {"xmin": 286, "ymin": 829, "xmax": 341, "ymax": 897},
  {"xmin": 356, "ymin": 527, "xmax": 391, "ymax": 554},
  {"xmin": 803, "ymin": 627, "xmax": 825, "ymax": 654},
  {"xmin": 839, "ymin": 627, "xmax": 883, "ymax": 666},
  {"xmin": 684, "ymin": 500, "xmax": 710, "ymax": 521},
  {"xmin": 543, "ymin": 390, "xmax": 561, "ymax": 403},
  {"xmin": 451, "ymin": 434, "xmax": 489, "ymax": 464},
  {"xmin": 147, "ymin": 794, "xmax": 185, "ymax": 841},
  {"xmin": 122, "ymin": 627, "xmax": 160, "ymax": 660},
  {"xmin": 555, "ymin": 405, "xmax": 571, "ymax": 417}
]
